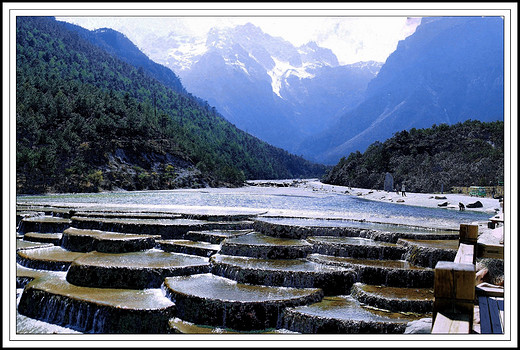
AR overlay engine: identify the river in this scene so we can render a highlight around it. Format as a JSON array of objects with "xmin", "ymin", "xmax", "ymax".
[{"xmin": 16, "ymin": 180, "xmax": 492, "ymax": 230}]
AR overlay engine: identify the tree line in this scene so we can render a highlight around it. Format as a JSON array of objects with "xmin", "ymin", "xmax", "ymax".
[{"xmin": 322, "ymin": 120, "xmax": 504, "ymax": 193}]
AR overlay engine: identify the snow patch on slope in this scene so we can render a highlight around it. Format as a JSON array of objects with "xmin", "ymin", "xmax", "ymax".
[
  {"xmin": 267, "ymin": 57, "xmax": 316, "ymax": 98},
  {"xmin": 165, "ymin": 36, "xmax": 207, "ymax": 71}
]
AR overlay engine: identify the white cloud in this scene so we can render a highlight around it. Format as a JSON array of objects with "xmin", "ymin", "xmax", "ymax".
[
  {"xmin": 309, "ymin": 17, "xmax": 422, "ymax": 64},
  {"xmin": 57, "ymin": 16, "xmax": 421, "ymax": 65}
]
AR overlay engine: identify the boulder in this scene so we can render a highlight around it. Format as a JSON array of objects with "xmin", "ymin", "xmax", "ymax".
[
  {"xmin": 467, "ymin": 201, "xmax": 483, "ymax": 208},
  {"xmin": 477, "ymin": 258, "xmax": 504, "ymax": 286},
  {"xmin": 437, "ymin": 202, "xmax": 449, "ymax": 207},
  {"xmin": 434, "ymin": 196, "xmax": 447, "ymax": 200},
  {"xmin": 404, "ymin": 318, "xmax": 432, "ymax": 334}
]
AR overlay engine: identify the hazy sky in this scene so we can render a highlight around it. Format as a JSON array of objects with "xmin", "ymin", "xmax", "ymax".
[{"xmin": 57, "ymin": 16, "xmax": 422, "ymax": 65}]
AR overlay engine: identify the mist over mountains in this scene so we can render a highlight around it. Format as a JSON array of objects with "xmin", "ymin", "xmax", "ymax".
[
  {"xmin": 136, "ymin": 17, "xmax": 504, "ymax": 165},
  {"xmin": 139, "ymin": 23, "xmax": 382, "ymax": 152}
]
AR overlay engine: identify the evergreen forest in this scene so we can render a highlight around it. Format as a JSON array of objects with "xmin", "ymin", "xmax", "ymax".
[{"xmin": 322, "ymin": 120, "xmax": 504, "ymax": 193}]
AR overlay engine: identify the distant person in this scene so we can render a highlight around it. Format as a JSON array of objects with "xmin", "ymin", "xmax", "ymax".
[
  {"xmin": 401, "ymin": 184, "xmax": 406, "ymax": 197},
  {"xmin": 492, "ymin": 187, "xmax": 496, "ymax": 198},
  {"xmin": 459, "ymin": 202, "xmax": 466, "ymax": 211},
  {"xmin": 395, "ymin": 184, "xmax": 399, "ymax": 195}
]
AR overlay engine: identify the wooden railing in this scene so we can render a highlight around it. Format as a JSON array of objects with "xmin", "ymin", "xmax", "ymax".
[{"xmin": 431, "ymin": 224, "xmax": 504, "ymax": 334}]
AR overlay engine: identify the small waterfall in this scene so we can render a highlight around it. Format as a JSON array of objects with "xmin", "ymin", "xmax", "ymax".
[
  {"xmin": 21, "ymin": 291, "xmax": 108, "ymax": 333},
  {"xmin": 222, "ymin": 303, "xmax": 227, "ymax": 329},
  {"xmin": 211, "ymin": 262, "xmax": 247, "ymax": 285},
  {"xmin": 20, "ymin": 280, "xmax": 175, "ymax": 333},
  {"xmin": 402, "ymin": 244, "xmax": 457, "ymax": 268},
  {"xmin": 17, "ymin": 276, "xmax": 34, "ymax": 289},
  {"xmin": 16, "ymin": 220, "xmax": 25, "ymax": 235},
  {"xmin": 281, "ymin": 273, "xmax": 291, "ymax": 287},
  {"xmin": 16, "ymin": 254, "xmax": 71, "ymax": 271},
  {"xmin": 91, "ymin": 308, "xmax": 108, "ymax": 333}
]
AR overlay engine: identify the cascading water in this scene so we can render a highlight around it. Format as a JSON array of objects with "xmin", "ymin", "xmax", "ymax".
[
  {"xmin": 16, "ymin": 184, "xmax": 494, "ymax": 334},
  {"xmin": 16, "ymin": 220, "xmax": 25, "ymax": 235}
]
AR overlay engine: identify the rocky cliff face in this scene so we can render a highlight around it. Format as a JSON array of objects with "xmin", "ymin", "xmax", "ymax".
[{"xmin": 301, "ymin": 16, "xmax": 504, "ymax": 164}]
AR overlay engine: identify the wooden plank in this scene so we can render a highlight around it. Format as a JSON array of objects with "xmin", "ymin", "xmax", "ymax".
[
  {"xmin": 454, "ymin": 243, "xmax": 475, "ymax": 264},
  {"xmin": 479, "ymin": 296, "xmax": 492, "ymax": 334},
  {"xmin": 487, "ymin": 297, "xmax": 503, "ymax": 334},
  {"xmin": 476, "ymin": 282, "xmax": 504, "ymax": 297},
  {"xmin": 496, "ymin": 298, "xmax": 505, "ymax": 331},
  {"xmin": 431, "ymin": 313, "xmax": 451, "ymax": 333},
  {"xmin": 477, "ymin": 243, "xmax": 504, "ymax": 259},
  {"xmin": 432, "ymin": 312, "xmax": 470, "ymax": 334}
]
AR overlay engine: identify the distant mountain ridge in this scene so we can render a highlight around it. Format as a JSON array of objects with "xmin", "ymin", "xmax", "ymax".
[
  {"xmin": 300, "ymin": 16, "xmax": 504, "ymax": 164},
  {"xmin": 139, "ymin": 23, "xmax": 382, "ymax": 152},
  {"xmin": 56, "ymin": 16, "xmax": 504, "ymax": 170},
  {"xmin": 59, "ymin": 23, "xmax": 187, "ymax": 95}
]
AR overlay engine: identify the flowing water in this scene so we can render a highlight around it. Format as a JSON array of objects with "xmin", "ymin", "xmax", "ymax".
[
  {"xmin": 16, "ymin": 184, "xmax": 492, "ymax": 230},
  {"xmin": 14, "ymin": 182, "xmax": 495, "ymax": 335}
]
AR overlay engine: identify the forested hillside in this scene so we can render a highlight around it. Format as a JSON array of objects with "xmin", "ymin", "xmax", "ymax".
[
  {"xmin": 59, "ymin": 22, "xmax": 188, "ymax": 95},
  {"xmin": 322, "ymin": 120, "xmax": 504, "ymax": 193},
  {"xmin": 16, "ymin": 16, "xmax": 326, "ymax": 194}
]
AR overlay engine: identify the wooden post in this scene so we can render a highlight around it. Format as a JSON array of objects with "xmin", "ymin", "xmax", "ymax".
[
  {"xmin": 432, "ymin": 261, "xmax": 476, "ymax": 333},
  {"xmin": 432, "ymin": 224, "xmax": 482, "ymax": 333},
  {"xmin": 459, "ymin": 224, "xmax": 478, "ymax": 246}
]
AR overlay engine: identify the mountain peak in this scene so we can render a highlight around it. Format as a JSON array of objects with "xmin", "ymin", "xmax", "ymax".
[
  {"xmin": 197, "ymin": 23, "xmax": 345, "ymax": 97},
  {"xmin": 302, "ymin": 41, "xmax": 319, "ymax": 49},
  {"xmin": 236, "ymin": 22, "xmax": 264, "ymax": 35},
  {"xmin": 298, "ymin": 42, "xmax": 339, "ymax": 67},
  {"xmin": 133, "ymin": 22, "xmax": 390, "ymax": 154}
]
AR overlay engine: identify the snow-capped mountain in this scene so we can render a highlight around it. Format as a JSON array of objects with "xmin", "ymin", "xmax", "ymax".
[{"xmin": 139, "ymin": 23, "xmax": 381, "ymax": 152}]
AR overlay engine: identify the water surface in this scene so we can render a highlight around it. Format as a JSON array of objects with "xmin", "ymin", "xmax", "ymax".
[{"xmin": 17, "ymin": 185, "xmax": 492, "ymax": 230}]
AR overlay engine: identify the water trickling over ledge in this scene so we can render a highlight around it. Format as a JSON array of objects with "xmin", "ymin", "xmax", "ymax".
[
  {"xmin": 15, "ymin": 186, "xmax": 485, "ymax": 334},
  {"xmin": 18, "ymin": 275, "xmax": 176, "ymax": 333}
]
